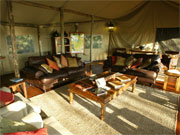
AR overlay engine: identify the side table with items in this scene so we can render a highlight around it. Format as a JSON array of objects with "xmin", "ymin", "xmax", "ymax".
[
  {"xmin": 163, "ymin": 69, "xmax": 180, "ymax": 92},
  {"xmin": 8, "ymin": 79, "xmax": 28, "ymax": 98}
]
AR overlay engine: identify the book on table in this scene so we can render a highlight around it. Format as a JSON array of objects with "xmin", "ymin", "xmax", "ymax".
[
  {"xmin": 89, "ymin": 87, "xmax": 107, "ymax": 96},
  {"xmin": 108, "ymin": 80, "xmax": 125, "ymax": 89},
  {"xmin": 116, "ymin": 76, "xmax": 131, "ymax": 83},
  {"xmin": 95, "ymin": 77, "xmax": 111, "ymax": 91},
  {"xmin": 75, "ymin": 81, "xmax": 93, "ymax": 91},
  {"xmin": 10, "ymin": 78, "xmax": 23, "ymax": 83}
]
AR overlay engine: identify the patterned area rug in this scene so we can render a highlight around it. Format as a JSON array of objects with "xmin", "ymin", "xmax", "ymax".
[{"xmin": 30, "ymin": 84, "xmax": 179, "ymax": 135}]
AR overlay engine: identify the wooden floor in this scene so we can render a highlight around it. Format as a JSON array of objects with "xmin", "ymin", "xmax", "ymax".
[{"xmin": 0, "ymin": 73, "xmax": 179, "ymax": 134}]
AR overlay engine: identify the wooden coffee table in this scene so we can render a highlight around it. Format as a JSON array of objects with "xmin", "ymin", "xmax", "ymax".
[{"xmin": 68, "ymin": 73, "xmax": 137, "ymax": 120}]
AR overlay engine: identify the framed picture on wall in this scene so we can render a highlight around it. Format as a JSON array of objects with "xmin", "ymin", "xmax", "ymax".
[
  {"xmin": 6, "ymin": 35, "xmax": 35, "ymax": 54},
  {"xmin": 70, "ymin": 33, "xmax": 85, "ymax": 54},
  {"xmin": 85, "ymin": 34, "xmax": 103, "ymax": 49}
]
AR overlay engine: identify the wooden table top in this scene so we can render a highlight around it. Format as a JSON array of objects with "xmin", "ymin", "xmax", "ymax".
[
  {"xmin": 165, "ymin": 69, "xmax": 180, "ymax": 77},
  {"xmin": 69, "ymin": 73, "xmax": 137, "ymax": 104}
]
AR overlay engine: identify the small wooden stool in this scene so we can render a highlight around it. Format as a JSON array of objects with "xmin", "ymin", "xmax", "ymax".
[
  {"xmin": 9, "ymin": 81, "xmax": 27, "ymax": 98},
  {"xmin": 163, "ymin": 70, "xmax": 180, "ymax": 92}
]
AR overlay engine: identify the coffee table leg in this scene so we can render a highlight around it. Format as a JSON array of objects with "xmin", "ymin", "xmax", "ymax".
[
  {"xmin": 100, "ymin": 103, "xmax": 106, "ymax": 120},
  {"xmin": 176, "ymin": 77, "xmax": 180, "ymax": 92},
  {"xmin": 69, "ymin": 92, "xmax": 73, "ymax": 104},
  {"xmin": 163, "ymin": 75, "xmax": 168, "ymax": 90},
  {"xmin": 132, "ymin": 83, "xmax": 136, "ymax": 93}
]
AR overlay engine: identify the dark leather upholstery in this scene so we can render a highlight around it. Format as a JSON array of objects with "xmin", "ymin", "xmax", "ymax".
[
  {"xmin": 106, "ymin": 52, "xmax": 161, "ymax": 85},
  {"xmin": 23, "ymin": 55, "xmax": 85, "ymax": 91}
]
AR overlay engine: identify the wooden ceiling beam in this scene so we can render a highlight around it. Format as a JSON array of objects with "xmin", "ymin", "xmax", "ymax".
[
  {"xmin": 13, "ymin": 1, "xmax": 59, "ymax": 11},
  {"xmin": 13, "ymin": 1, "xmax": 109, "ymax": 20},
  {"xmin": 0, "ymin": 21, "xmax": 38, "ymax": 28}
]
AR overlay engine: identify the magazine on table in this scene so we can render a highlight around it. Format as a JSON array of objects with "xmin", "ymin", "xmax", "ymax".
[
  {"xmin": 10, "ymin": 78, "xmax": 23, "ymax": 83},
  {"xmin": 95, "ymin": 77, "xmax": 111, "ymax": 91},
  {"xmin": 116, "ymin": 76, "xmax": 131, "ymax": 83},
  {"xmin": 88, "ymin": 87, "xmax": 107, "ymax": 96},
  {"xmin": 108, "ymin": 80, "xmax": 125, "ymax": 89},
  {"xmin": 75, "ymin": 81, "xmax": 93, "ymax": 91}
]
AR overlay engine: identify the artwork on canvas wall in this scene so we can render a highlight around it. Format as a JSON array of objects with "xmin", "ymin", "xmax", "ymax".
[
  {"xmin": 85, "ymin": 35, "xmax": 103, "ymax": 49},
  {"xmin": 6, "ymin": 35, "xmax": 35, "ymax": 54},
  {"xmin": 70, "ymin": 33, "xmax": 85, "ymax": 54}
]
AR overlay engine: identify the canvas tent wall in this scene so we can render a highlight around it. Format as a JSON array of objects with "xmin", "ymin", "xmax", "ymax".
[{"xmin": 0, "ymin": 0, "xmax": 180, "ymax": 75}]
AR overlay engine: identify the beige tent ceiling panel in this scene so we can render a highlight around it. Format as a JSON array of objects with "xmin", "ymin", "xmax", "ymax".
[
  {"xmin": 12, "ymin": 3, "xmax": 60, "ymax": 24},
  {"xmin": 94, "ymin": 1, "xmax": 145, "ymax": 19},
  {"xmin": 0, "ymin": 1, "xmax": 8, "ymax": 22},
  {"xmin": 1, "ymin": 0, "xmax": 179, "ymax": 25}
]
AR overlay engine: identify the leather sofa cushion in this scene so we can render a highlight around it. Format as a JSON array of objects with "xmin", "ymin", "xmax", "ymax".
[
  {"xmin": 125, "ymin": 68, "xmax": 157, "ymax": 80},
  {"xmin": 32, "ymin": 64, "xmax": 49, "ymax": 74},
  {"xmin": 39, "ymin": 69, "xmax": 68, "ymax": 84},
  {"xmin": 28, "ymin": 56, "xmax": 47, "ymax": 66},
  {"xmin": 111, "ymin": 66, "xmax": 127, "ymax": 73},
  {"xmin": 66, "ymin": 66, "xmax": 84, "ymax": 75}
]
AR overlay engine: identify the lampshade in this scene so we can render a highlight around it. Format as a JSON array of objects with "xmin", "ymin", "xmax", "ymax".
[{"xmin": 107, "ymin": 22, "xmax": 115, "ymax": 31}]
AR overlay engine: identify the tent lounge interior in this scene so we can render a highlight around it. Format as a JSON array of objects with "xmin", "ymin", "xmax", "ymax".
[{"xmin": 0, "ymin": 0, "xmax": 180, "ymax": 135}]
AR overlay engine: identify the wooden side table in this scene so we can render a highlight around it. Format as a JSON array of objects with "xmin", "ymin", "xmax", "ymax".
[
  {"xmin": 9, "ymin": 81, "xmax": 27, "ymax": 98},
  {"xmin": 163, "ymin": 70, "xmax": 180, "ymax": 92}
]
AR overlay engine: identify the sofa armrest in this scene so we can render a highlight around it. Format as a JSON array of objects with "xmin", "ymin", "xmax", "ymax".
[
  {"xmin": 22, "ymin": 112, "xmax": 43, "ymax": 129},
  {"xmin": 26, "ymin": 102, "xmax": 41, "ymax": 114},
  {"xmin": 0, "ymin": 101, "xmax": 28, "ymax": 121},
  {"xmin": 23, "ymin": 66, "xmax": 45, "ymax": 79},
  {"xmin": 145, "ymin": 62, "xmax": 161, "ymax": 73}
]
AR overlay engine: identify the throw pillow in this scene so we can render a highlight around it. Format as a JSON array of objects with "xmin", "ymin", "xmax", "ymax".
[
  {"xmin": 32, "ymin": 64, "xmax": 49, "ymax": 74},
  {"xmin": 125, "ymin": 56, "xmax": 136, "ymax": 68},
  {"xmin": 131, "ymin": 58, "xmax": 143, "ymax": 69},
  {"xmin": 138, "ymin": 58, "xmax": 152, "ymax": 69},
  {"xmin": 41, "ymin": 64, "xmax": 53, "ymax": 73},
  {"xmin": 67, "ymin": 57, "xmax": 78, "ymax": 67},
  {"xmin": 112, "ymin": 56, "xmax": 116, "ymax": 65},
  {"xmin": 22, "ymin": 112, "xmax": 43, "ymax": 129},
  {"xmin": 53, "ymin": 56, "xmax": 62, "ymax": 68},
  {"xmin": 0, "ymin": 117, "xmax": 37, "ymax": 134},
  {"xmin": 115, "ymin": 56, "xmax": 126, "ymax": 66},
  {"xmin": 0, "ymin": 91, "xmax": 14, "ymax": 108},
  {"xmin": 46, "ymin": 58, "xmax": 59, "ymax": 71},
  {"xmin": 4, "ymin": 128, "xmax": 48, "ymax": 135},
  {"xmin": 61, "ymin": 55, "xmax": 68, "ymax": 67}
]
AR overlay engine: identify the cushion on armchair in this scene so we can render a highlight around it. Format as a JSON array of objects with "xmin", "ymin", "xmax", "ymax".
[
  {"xmin": 131, "ymin": 58, "xmax": 143, "ymax": 68},
  {"xmin": 61, "ymin": 55, "xmax": 68, "ymax": 67},
  {"xmin": 138, "ymin": 58, "xmax": 152, "ymax": 69},
  {"xmin": 53, "ymin": 56, "xmax": 62, "ymax": 68},
  {"xmin": 0, "ymin": 91, "xmax": 14, "ymax": 108},
  {"xmin": 115, "ymin": 56, "xmax": 126, "ymax": 66},
  {"xmin": 3, "ymin": 128, "xmax": 48, "ymax": 135},
  {"xmin": 125, "ymin": 56, "xmax": 136, "ymax": 68},
  {"xmin": 0, "ymin": 116, "xmax": 37, "ymax": 134},
  {"xmin": 46, "ymin": 58, "xmax": 59, "ymax": 71},
  {"xmin": 22, "ymin": 112, "xmax": 43, "ymax": 129},
  {"xmin": 41, "ymin": 64, "xmax": 53, "ymax": 73},
  {"xmin": 67, "ymin": 57, "xmax": 78, "ymax": 67}
]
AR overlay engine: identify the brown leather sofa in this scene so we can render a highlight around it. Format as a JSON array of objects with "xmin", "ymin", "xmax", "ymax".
[
  {"xmin": 104, "ymin": 52, "xmax": 161, "ymax": 86},
  {"xmin": 22, "ymin": 54, "xmax": 85, "ymax": 91}
]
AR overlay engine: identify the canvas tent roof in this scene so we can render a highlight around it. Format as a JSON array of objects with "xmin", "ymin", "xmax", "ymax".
[{"xmin": 0, "ymin": 0, "xmax": 179, "ymax": 25}]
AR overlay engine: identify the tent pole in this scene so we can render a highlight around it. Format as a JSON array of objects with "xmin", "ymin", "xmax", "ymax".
[
  {"xmin": 90, "ymin": 16, "xmax": 94, "ymax": 63},
  {"xmin": 60, "ymin": 8, "xmax": 65, "ymax": 54},
  {"xmin": 37, "ymin": 26, "xmax": 41, "ymax": 56},
  {"xmin": 89, "ymin": 16, "xmax": 94, "ymax": 75},
  {"xmin": 6, "ymin": 0, "xmax": 20, "ymax": 78},
  {"xmin": 108, "ymin": 31, "xmax": 111, "ymax": 57}
]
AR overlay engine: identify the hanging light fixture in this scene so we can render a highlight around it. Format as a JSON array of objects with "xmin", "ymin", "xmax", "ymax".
[{"xmin": 107, "ymin": 21, "xmax": 115, "ymax": 31}]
